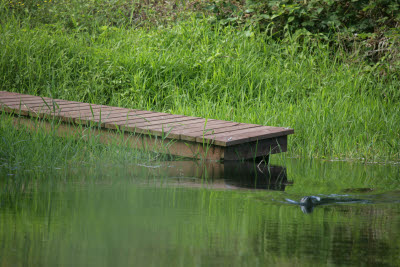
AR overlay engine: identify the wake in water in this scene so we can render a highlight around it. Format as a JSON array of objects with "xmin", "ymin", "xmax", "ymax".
[{"xmin": 285, "ymin": 195, "xmax": 374, "ymax": 214}]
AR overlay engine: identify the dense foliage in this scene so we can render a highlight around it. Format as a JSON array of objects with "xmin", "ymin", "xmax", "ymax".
[
  {"xmin": 203, "ymin": 0, "xmax": 400, "ymax": 76},
  {"xmin": 205, "ymin": 0, "xmax": 399, "ymax": 33}
]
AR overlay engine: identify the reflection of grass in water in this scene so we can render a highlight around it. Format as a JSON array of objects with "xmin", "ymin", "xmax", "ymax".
[
  {"xmin": 1, "ymin": 183, "xmax": 400, "ymax": 266},
  {"xmin": 268, "ymin": 153, "xmax": 400, "ymax": 195},
  {"xmin": 279, "ymin": 158, "xmax": 400, "ymax": 195}
]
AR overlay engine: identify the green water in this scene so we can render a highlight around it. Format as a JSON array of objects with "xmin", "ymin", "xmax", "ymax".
[{"xmin": 1, "ymin": 159, "xmax": 400, "ymax": 267}]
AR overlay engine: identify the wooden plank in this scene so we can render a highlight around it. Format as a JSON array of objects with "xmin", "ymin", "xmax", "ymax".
[
  {"xmin": 103, "ymin": 111, "xmax": 180, "ymax": 124},
  {"xmin": 170, "ymin": 120, "xmax": 235, "ymax": 132},
  {"xmin": 76, "ymin": 108, "xmax": 152, "ymax": 121},
  {"xmin": 131, "ymin": 119, "xmax": 231, "ymax": 139},
  {"xmin": 81, "ymin": 110, "xmax": 157, "ymax": 123},
  {"xmin": 3, "ymin": 104, "xmax": 151, "ymax": 125},
  {"xmin": 2, "ymin": 102, "xmax": 111, "ymax": 122},
  {"xmin": 7, "ymin": 102, "xmax": 100, "ymax": 116},
  {"xmin": 74, "ymin": 109, "xmax": 157, "ymax": 125},
  {"xmin": 0, "ymin": 95, "xmax": 112, "ymax": 112},
  {"xmin": 124, "ymin": 120, "xmax": 230, "ymax": 140},
  {"xmin": 103, "ymin": 113, "xmax": 183, "ymax": 127},
  {"xmin": 31, "ymin": 104, "xmax": 96, "ymax": 115},
  {"xmin": 13, "ymin": 100, "xmax": 92, "ymax": 109},
  {"xmin": 200, "ymin": 126, "xmax": 294, "ymax": 146},
  {"xmin": 148, "ymin": 120, "xmax": 241, "ymax": 140},
  {"xmin": 141, "ymin": 118, "xmax": 208, "ymax": 139},
  {"xmin": 28, "ymin": 104, "xmax": 95, "ymax": 114},
  {"xmin": 39, "ymin": 105, "xmax": 108, "ymax": 117},
  {"xmin": 1, "ymin": 100, "xmax": 92, "ymax": 112},
  {"xmin": 131, "ymin": 115, "xmax": 201, "ymax": 128},
  {"xmin": 40, "ymin": 103, "xmax": 97, "ymax": 111},
  {"xmin": 53, "ymin": 107, "xmax": 124, "ymax": 123},
  {"xmin": 110, "ymin": 118, "xmax": 207, "ymax": 140},
  {"xmin": 182, "ymin": 123, "xmax": 262, "ymax": 142},
  {"xmin": 104, "ymin": 116, "xmax": 196, "ymax": 131},
  {"xmin": 63, "ymin": 108, "xmax": 119, "ymax": 123},
  {"xmin": 181, "ymin": 122, "xmax": 260, "ymax": 136},
  {"xmin": 142, "ymin": 120, "xmax": 241, "ymax": 141},
  {"xmin": 175, "ymin": 121, "xmax": 244, "ymax": 141},
  {"xmin": 145, "ymin": 118, "xmax": 208, "ymax": 131}
]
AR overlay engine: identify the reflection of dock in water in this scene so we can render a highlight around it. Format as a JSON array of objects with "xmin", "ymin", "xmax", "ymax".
[{"xmin": 136, "ymin": 161, "xmax": 291, "ymax": 191}]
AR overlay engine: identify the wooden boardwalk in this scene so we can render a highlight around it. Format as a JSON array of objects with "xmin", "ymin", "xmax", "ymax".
[{"xmin": 0, "ymin": 91, "xmax": 294, "ymax": 160}]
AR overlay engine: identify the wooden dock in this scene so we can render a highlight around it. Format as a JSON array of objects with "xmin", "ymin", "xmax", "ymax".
[{"xmin": 0, "ymin": 91, "xmax": 294, "ymax": 161}]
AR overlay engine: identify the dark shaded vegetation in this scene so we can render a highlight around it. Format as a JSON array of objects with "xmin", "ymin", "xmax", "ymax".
[{"xmin": 202, "ymin": 0, "xmax": 400, "ymax": 79}]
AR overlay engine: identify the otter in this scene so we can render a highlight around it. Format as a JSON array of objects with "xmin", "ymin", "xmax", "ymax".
[{"xmin": 286, "ymin": 195, "xmax": 371, "ymax": 214}]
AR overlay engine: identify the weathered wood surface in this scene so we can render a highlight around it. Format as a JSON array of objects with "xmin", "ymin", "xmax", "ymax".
[{"xmin": 0, "ymin": 91, "xmax": 294, "ymax": 160}]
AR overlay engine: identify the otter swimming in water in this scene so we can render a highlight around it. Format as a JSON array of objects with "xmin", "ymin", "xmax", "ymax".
[
  {"xmin": 287, "ymin": 195, "xmax": 371, "ymax": 214},
  {"xmin": 300, "ymin": 196, "xmax": 325, "ymax": 213}
]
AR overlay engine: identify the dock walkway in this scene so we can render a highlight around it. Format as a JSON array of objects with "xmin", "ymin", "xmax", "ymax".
[{"xmin": 0, "ymin": 91, "xmax": 294, "ymax": 160}]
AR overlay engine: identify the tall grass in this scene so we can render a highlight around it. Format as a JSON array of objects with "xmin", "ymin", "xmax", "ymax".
[
  {"xmin": 0, "ymin": 112, "xmax": 165, "ymax": 182},
  {"xmin": 1, "ymin": 2, "xmax": 399, "ymax": 162}
]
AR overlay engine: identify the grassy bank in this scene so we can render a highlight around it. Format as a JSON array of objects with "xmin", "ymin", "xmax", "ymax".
[{"xmin": 1, "ymin": 2, "xmax": 399, "ymax": 162}]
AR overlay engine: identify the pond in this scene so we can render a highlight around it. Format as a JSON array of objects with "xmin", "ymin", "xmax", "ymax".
[{"xmin": 1, "ymin": 158, "xmax": 400, "ymax": 266}]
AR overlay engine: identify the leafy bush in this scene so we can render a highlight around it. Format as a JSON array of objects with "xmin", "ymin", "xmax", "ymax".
[
  {"xmin": 200, "ymin": 0, "xmax": 400, "ymax": 77},
  {"xmin": 201, "ymin": 0, "xmax": 399, "ymax": 32}
]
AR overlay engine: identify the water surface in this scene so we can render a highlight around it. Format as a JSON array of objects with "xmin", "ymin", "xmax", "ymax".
[{"xmin": 1, "ymin": 158, "xmax": 400, "ymax": 266}]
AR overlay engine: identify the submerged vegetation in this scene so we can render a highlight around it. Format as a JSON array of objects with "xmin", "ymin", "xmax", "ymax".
[{"xmin": 0, "ymin": 0, "xmax": 399, "ymax": 162}]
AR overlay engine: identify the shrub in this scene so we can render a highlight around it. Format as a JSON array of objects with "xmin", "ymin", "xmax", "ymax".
[{"xmin": 201, "ymin": 0, "xmax": 400, "ymax": 77}]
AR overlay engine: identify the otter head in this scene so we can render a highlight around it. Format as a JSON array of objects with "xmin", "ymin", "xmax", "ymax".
[{"xmin": 300, "ymin": 196, "xmax": 321, "ymax": 213}]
